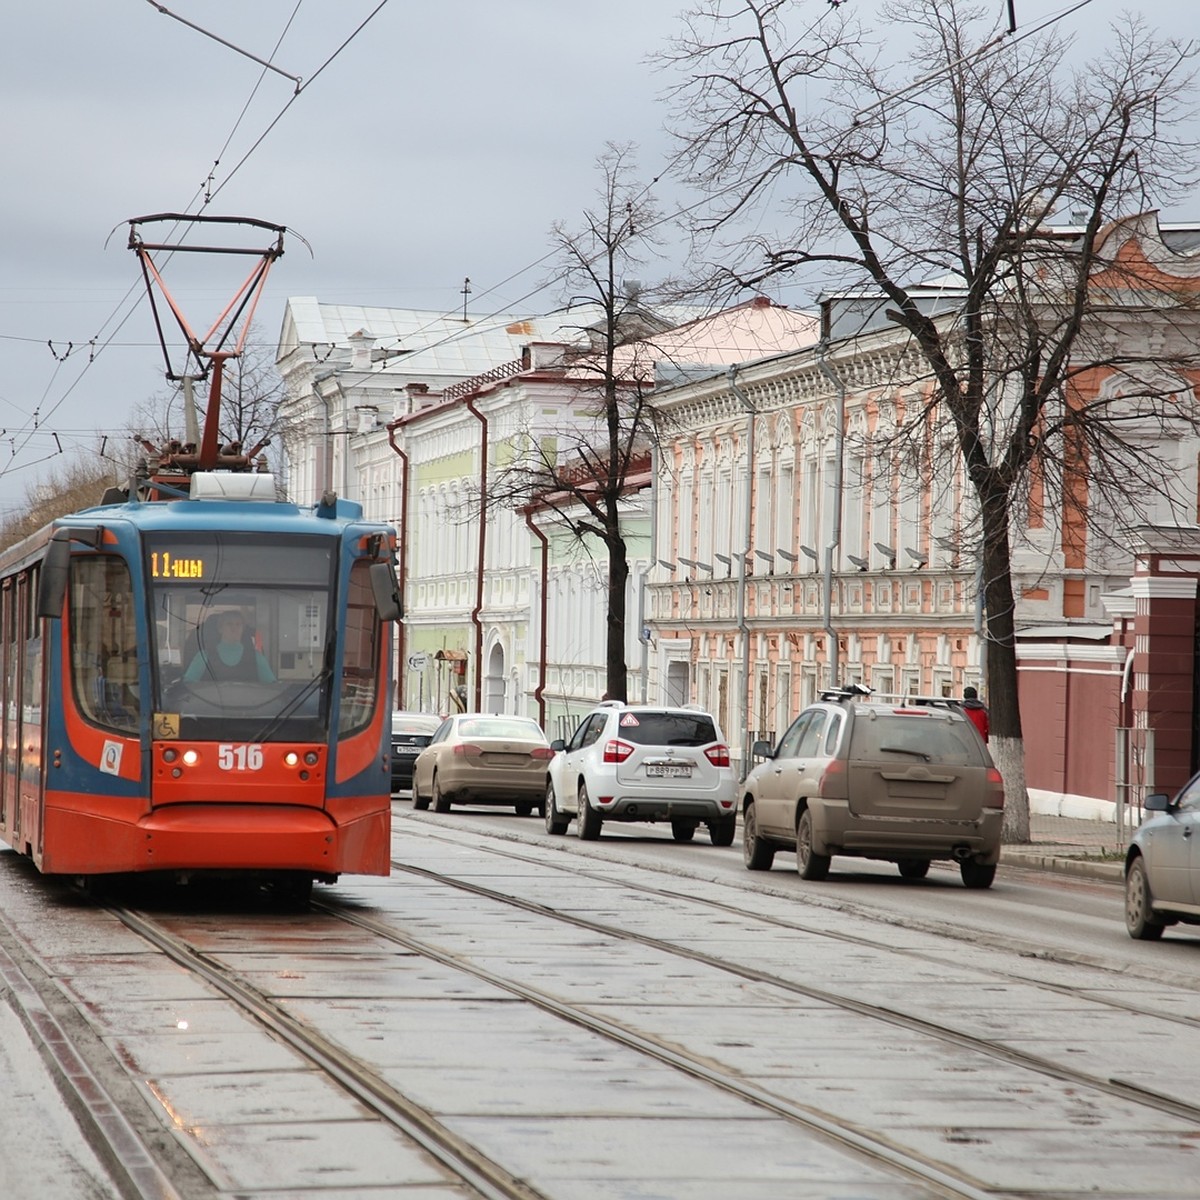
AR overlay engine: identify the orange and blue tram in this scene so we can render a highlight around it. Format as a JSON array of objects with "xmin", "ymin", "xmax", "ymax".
[{"xmin": 0, "ymin": 472, "xmax": 400, "ymax": 899}]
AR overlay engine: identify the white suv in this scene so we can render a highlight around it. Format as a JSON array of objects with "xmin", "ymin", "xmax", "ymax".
[{"xmin": 545, "ymin": 702, "xmax": 737, "ymax": 843}]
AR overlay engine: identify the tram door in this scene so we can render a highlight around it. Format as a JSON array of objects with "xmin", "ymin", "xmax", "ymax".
[{"xmin": 0, "ymin": 582, "xmax": 11, "ymax": 833}]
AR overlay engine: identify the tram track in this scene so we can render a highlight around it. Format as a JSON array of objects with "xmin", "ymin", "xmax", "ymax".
[
  {"xmin": 375, "ymin": 845, "xmax": 1200, "ymax": 1127},
  {"xmin": 357, "ymin": 864, "xmax": 1200, "ymax": 1132},
  {"xmin": 84, "ymin": 896, "xmax": 996, "ymax": 1200},
  {"xmin": 401, "ymin": 821, "xmax": 1200, "ymax": 1031},
  {"xmin": 0, "ymin": 936, "xmax": 184, "ymax": 1200},
  {"xmin": 108, "ymin": 906, "xmax": 543, "ymax": 1200},
  {"xmin": 308, "ymin": 902, "xmax": 995, "ymax": 1200},
  {"xmin": 107, "ymin": 828, "xmax": 1200, "ymax": 1198},
  {"xmin": 3, "ymin": 820, "xmax": 1198, "ymax": 1199}
]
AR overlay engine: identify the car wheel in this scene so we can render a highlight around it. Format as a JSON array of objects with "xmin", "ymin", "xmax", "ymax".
[
  {"xmin": 1125, "ymin": 855, "xmax": 1165, "ymax": 940},
  {"xmin": 432, "ymin": 775, "xmax": 452, "ymax": 814},
  {"xmin": 577, "ymin": 782, "xmax": 602, "ymax": 841},
  {"xmin": 742, "ymin": 802, "xmax": 775, "ymax": 870},
  {"xmin": 545, "ymin": 783, "xmax": 569, "ymax": 835},
  {"xmin": 412, "ymin": 783, "xmax": 430, "ymax": 811},
  {"xmin": 796, "ymin": 808, "xmax": 831, "ymax": 881},
  {"xmin": 898, "ymin": 858, "xmax": 931, "ymax": 880},
  {"xmin": 515, "ymin": 801, "xmax": 534, "ymax": 817},
  {"xmin": 671, "ymin": 819, "xmax": 696, "ymax": 843},
  {"xmin": 959, "ymin": 858, "xmax": 996, "ymax": 889},
  {"xmin": 708, "ymin": 816, "xmax": 736, "ymax": 847}
]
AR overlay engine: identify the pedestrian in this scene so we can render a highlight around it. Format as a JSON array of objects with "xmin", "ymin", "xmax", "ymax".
[{"xmin": 961, "ymin": 685, "xmax": 989, "ymax": 742}]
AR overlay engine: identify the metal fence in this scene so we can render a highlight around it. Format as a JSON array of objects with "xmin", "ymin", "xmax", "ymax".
[{"xmin": 1115, "ymin": 726, "xmax": 1155, "ymax": 845}]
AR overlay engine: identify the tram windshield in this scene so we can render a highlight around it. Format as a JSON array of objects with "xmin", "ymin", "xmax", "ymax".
[{"xmin": 145, "ymin": 532, "xmax": 336, "ymax": 741}]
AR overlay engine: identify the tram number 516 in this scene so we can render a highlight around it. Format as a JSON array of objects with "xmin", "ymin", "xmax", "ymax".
[{"xmin": 218, "ymin": 743, "xmax": 264, "ymax": 771}]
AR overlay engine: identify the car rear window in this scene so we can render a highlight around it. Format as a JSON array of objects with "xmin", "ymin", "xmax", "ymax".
[
  {"xmin": 458, "ymin": 717, "xmax": 545, "ymax": 741},
  {"xmin": 617, "ymin": 712, "xmax": 718, "ymax": 747},
  {"xmin": 393, "ymin": 716, "xmax": 439, "ymax": 734},
  {"xmin": 850, "ymin": 713, "xmax": 985, "ymax": 765}
]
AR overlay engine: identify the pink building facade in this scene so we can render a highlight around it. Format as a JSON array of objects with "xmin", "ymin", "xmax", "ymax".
[{"xmin": 647, "ymin": 216, "xmax": 1200, "ymax": 813}]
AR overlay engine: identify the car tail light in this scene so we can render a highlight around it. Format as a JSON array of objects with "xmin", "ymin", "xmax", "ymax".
[
  {"xmin": 984, "ymin": 766, "xmax": 1005, "ymax": 808},
  {"xmin": 817, "ymin": 758, "xmax": 847, "ymax": 797},
  {"xmin": 529, "ymin": 746, "xmax": 555, "ymax": 760},
  {"xmin": 705, "ymin": 743, "xmax": 731, "ymax": 768},
  {"xmin": 453, "ymin": 743, "xmax": 483, "ymax": 757},
  {"xmin": 603, "ymin": 739, "xmax": 635, "ymax": 764}
]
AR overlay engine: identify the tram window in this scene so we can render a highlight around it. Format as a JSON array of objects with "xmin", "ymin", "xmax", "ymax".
[
  {"xmin": 70, "ymin": 556, "xmax": 139, "ymax": 733},
  {"xmin": 21, "ymin": 570, "xmax": 44, "ymax": 790},
  {"xmin": 338, "ymin": 560, "xmax": 379, "ymax": 736}
]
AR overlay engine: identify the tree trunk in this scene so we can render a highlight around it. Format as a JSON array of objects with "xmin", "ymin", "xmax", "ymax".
[
  {"xmin": 993, "ymin": 736, "xmax": 1030, "ymax": 844},
  {"xmin": 606, "ymin": 537, "xmax": 630, "ymax": 702},
  {"xmin": 978, "ymin": 484, "xmax": 1031, "ymax": 842}
]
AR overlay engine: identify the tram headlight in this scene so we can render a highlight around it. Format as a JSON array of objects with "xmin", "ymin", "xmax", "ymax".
[
  {"xmin": 304, "ymin": 751, "xmax": 319, "ymax": 765},
  {"xmin": 284, "ymin": 752, "xmax": 299, "ymax": 767},
  {"xmin": 182, "ymin": 749, "xmax": 199, "ymax": 766}
]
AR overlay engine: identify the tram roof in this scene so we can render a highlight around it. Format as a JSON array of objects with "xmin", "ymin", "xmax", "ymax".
[{"xmin": 71, "ymin": 492, "xmax": 385, "ymax": 537}]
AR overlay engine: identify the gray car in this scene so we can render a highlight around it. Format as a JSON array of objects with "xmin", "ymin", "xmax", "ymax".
[
  {"xmin": 391, "ymin": 711, "xmax": 441, "ymax": 793},
  {"xmin": 741, "ymin": 688, "xmax": 1005, "ymax": 887},
  {"xmin": 1125, "ymin": 773, "xmax": 1200, "ymax": 939}
]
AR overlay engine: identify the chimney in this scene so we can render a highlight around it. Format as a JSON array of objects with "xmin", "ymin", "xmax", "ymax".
[{"xmin": 347, "ymin": 328, "xmax": 375, "ymax": 370}]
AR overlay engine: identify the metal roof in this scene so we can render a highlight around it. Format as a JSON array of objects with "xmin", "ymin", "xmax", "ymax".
[{"xmin": 283, "ymin": 298, "xmax": 716, "ymax": 382}]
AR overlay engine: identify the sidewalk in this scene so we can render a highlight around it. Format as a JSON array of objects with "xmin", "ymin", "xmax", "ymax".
[{"xmin": 1001, "ymin": 811, "xmax": 1127, "ymax": 882}]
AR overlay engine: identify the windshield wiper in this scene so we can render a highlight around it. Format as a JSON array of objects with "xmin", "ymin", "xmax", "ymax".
[
  {"xmin": 250, "ymin": 640, "xmax": 335, "ymax": 743},
  {"xmin": 880, "ymin": 745, "xmax": 930, "ymax": 761}
]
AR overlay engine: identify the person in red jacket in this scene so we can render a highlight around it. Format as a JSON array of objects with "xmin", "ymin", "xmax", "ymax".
[{"xmin": 962, "ymin": 686, "xmax": 989, "ymax": 742}]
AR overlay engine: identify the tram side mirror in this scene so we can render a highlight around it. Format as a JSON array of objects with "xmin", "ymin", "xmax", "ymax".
[
  {"xmin": 369, "ymin": 561, "xmax": 402, "ymax": 622},
  {"xmin": 36, "ymin": 526, "xmax": 103, "ymax": 619}
]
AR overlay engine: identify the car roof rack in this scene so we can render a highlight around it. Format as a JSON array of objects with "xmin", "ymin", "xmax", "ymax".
[
  {"xmin": 871, "ymin": 692, "xmax": 965, "ymax": 711},
  {"xmin": 818, "ymin": 684, "xmax": 873, "ymax": 703}
]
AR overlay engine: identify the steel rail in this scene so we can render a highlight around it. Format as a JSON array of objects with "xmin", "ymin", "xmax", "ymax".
[
  {"xmin": 0, "ymin": 938, "xmax": 183, "ymax": 1200},
  {"xmin": 109, "ymin": 907, "xmax": 542, "ymax": 1200},
  {"xmin": 381, "ymin": 835, "xmax": 1200, "ymax": 1127},
  {"xmin": 316, "ymin": 897, "xmax": 996, "ymax": 1200}
]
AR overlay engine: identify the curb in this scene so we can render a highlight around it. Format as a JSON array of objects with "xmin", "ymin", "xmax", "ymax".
[{"xmin": 1001, "ymin": 849, "xmax": 1124, "ymax": 883}]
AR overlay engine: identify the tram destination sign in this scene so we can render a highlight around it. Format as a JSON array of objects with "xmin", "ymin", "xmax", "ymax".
[
  {"xmin": 150, "ymin": 552, "xmax": 205, "ymax": 580},
  {"xmin": 143, "ymin": 533, "xmax": 334, "ymax": 587}
]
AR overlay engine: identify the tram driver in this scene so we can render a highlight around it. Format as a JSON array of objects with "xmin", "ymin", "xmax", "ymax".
[{"xmin": 184, "ymin": 609, "xmax": 276, "ymax": 683}]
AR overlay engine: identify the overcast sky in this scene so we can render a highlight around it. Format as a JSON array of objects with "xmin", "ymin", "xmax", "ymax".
[{"xmin": 0, "ymin": 1, "xmax": 1194, "ymax": 515}]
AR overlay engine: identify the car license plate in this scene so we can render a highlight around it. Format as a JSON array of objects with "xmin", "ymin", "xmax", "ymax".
[
  {"xmin": 393, "ymin": 746, "xmax": 419, "ymax": 755},
  {"xmin": 646, "ymin": 764, "xmax": 691, "ymax": 778}
]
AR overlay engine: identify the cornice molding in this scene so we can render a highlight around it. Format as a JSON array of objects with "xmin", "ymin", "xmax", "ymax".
[
  {"xmin": 654, "ymin": 341, "xmax": 933, "ymax": 432},
  {"xmin": 1129, "ymin": 575, "xmax": 1199, "ymax": 599}
]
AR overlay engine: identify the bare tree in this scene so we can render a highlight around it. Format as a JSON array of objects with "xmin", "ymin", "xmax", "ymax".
[
  {"xmin": 664, "ymin": 0, "xmax": 1200, "ymax": 839},
  {"xmin": 0, "ymin": 448, "xmax": 127, "ymax": 548},
  {"xmin": 493, "ymin": 145, "xmax": 670, "ymax": 703}
]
